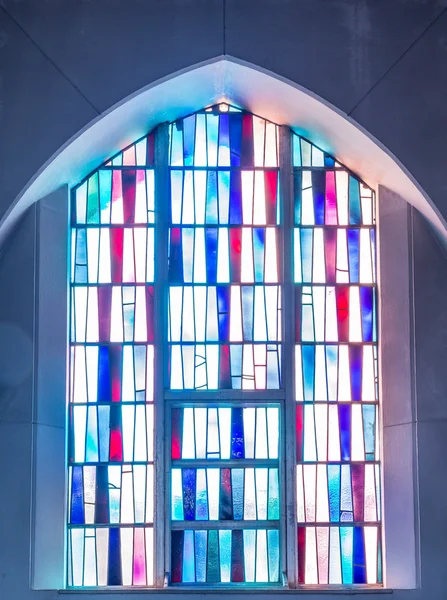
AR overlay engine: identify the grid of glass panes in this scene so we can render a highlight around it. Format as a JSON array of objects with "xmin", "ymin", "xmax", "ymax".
[
  {"xmin": 67, "ymin": 107, "xmax": 383, "ymax": 590},
  {"xmin": 167, "ymin": 106, "xmax": 282, "ymax": 584},
  {"xmin": 68, "ymin": 134, "xmax": 156, "ymax": 586},
  {"xmin": 293, "ymin": 136, "xmax": 381, "ymax": 585}
]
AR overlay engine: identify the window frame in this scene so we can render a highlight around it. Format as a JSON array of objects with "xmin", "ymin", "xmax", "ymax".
[{"xmin": 30, "ymin": 120, "xmax": 419, "ymax": 593}]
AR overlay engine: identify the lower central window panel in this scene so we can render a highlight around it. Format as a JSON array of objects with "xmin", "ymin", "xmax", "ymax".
[
  {"xmin": 171, "ymin": 529, "xmax": 280, "ymax": 583},
  {"xmin": 169, "ymin": 405, "xmax": 281, "ymax": 584}
]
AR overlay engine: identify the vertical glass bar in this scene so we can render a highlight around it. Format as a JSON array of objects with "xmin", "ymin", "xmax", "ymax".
[
  {"xmin": 155, "ymin": 123, "xmax": 171, "ymax": 586},
  {"xmin": 279, "ymin": 125, "xmax": 297, "ymax": 588}
]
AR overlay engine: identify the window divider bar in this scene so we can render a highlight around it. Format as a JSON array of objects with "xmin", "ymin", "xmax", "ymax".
[
  {"xmin": 154, "ymin": 122, "xmax": 170, "ymax": 587},
  {"xmin": 164, "ymin": 390, "xmax": 285, "ymax": 402},
  {"xmin": 171, "ymin": 459, "xmax": 279, "ymax": 468},
  {"xmin": 170, "ymin": 521, "xmax": 280, "ymax": 531},
  {"xmin": 279, "ymin": 125, "xmax": 298, "ymax": 589}
]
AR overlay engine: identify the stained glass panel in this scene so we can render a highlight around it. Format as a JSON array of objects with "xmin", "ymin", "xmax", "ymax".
[
  {"xmin": 171, "ymin": 407, "xmax": 279, "ymax": 461},
  {"xmin": 67, "ymin": 110, "xmax": 383, "ymax": 589},
  {"xmin": 171, "ymin": 529, "xmax": 280, "ymax": 583},
  {"xmin": 293, "ymin": 134, "xmax": 381, "ymax": 585},
  {"xmin": 170, "ymin": 405, "xmax": 280, "ymax": 584},
  {"xmin": 168, "ymin": 106, "xmax": 281, "ymax": 390},
  {"xmin": 68, "ymin": 136, "xmax": 156, "ymax": 586},
  {"xmin": 167, "ymin": 106, "xmax": 282, "ymax": 585}
]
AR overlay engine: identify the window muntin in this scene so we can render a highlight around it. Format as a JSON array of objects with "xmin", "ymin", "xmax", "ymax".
[
  {"xmin": 67, "ymin": 106, "xmax": 381, "ymax": 588},
  {"xmin": 293, "ymin": 135, "xmax": 381, "ymax": 584}
]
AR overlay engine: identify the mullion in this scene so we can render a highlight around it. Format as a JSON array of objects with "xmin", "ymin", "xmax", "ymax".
[
  {"xmin": 71, "ymin": 283, "xmax": 155, "ymax": 288},
  {"xmin": 295, "ymin": 341, "xmax": 377, "ymax": 346},
  {"xmin": 279, "ymin": 125, "xmax": 297, "ymax": 587},
  {"xmin": 292, "ymin": 460, "xmax": 380, "ymax": 466},
  {"xmin": 69, "ymin": 461, "xmax": 154, "ymax": 467},
  {"xmin": 69, "ymin": 523, "xmax": 153, "ymax": 529},
  {"xmin": 170, "ymin": 521, "xmax": 279, "ymax": 531},
  {"xmin": 168, "ymin": 341, "xmax": 283, "ymax": 345},
  {"xmin": 154, "ymin": 122, "xmax": 171, "ymax": 586},
  {"xmin": 293, "ymin": 522, "xmax": 381, "ymax": 528},
  {"xmin": 167, "ymin": 224, "xmax": 280, "ymax": 229},
  {"xmin": 169, "ymin": 166, "xmax": 279, "ymax": 172},
  {"xmin": 172, "ymin": 460, "xmax": 279, "ymax": 468},
  {"xmin": 164, "ymin": 395, "xmax": 285, "ymax": 405},
  {"xmin": 295, "ymin": 225, "xmax": 375, "ymax": 230},
  {"xmin": 293, "ymin": 167, "xmax": 347, "ymax": 171},
  {"xmin": 72, "ymin": 224, "xmax": 154, "ymax": 229}
]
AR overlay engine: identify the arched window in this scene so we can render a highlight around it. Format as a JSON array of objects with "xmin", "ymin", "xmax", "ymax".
[{"xmin": 68, "ymin": 104, "xmax": 380, "ymax": 588}]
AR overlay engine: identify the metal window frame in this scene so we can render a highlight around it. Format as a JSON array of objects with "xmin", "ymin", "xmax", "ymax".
[
  {"xmin": 63, "ymin": 117, "xmax": 384, "ymax": 591},
  {"xmin": 155, "ymin": 121, "xmax": 294, "ymax": 588}
]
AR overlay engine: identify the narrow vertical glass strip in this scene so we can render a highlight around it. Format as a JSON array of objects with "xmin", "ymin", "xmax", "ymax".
[{"xmin": 293, "ymin": 132, "xmax": 380, "ymax": 585}]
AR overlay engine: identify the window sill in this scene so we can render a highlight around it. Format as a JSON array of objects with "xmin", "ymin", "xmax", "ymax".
[{"xmin": 58, "ymin": 586, "xmax": 392, "ymax": 595}]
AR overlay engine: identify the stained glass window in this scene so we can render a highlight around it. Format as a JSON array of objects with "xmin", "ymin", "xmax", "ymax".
[
  {"xmin": 68, "ymin": 134, "xmax": 156, "ymax": 586},
  {"xmin": 68, "ymin": 104, "xmax": 381, "ymax": 588},
  {"xmin": 168, "ymin": 105, "xmax": 281, "ymax": 390},
  {"xmin": 168, "ymin": 107, "xmax": 281, "ymax": 583},
  {"xmin": 293, "ymin": 135, "xmax": 381, "ymax": 584}
]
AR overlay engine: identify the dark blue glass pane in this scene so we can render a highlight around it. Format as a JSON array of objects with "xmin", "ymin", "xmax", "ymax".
[
  {"xmin": 98, "ymin": 347, "xmax": 111, "ymax": 403},
  {"xmin": 206, "ymin": 228, "xmax": 218, "ymax": 283},
  {"xmin": 94, "ymin": 465, "xmax": 110, "ymax": 524},
  {"xmin": 70, "ymin": 466, "xmax": 84, "ymax": 524},
  {"xmin": 182, "ymin": 469, "xmax": 197, "ymax": 521},
  {"xmin": 347, "ymin": 229, "xmax": 360, "ymax": 283},
  {"xmin": 107, "ymin": 528, "xmax": 122, "ymax": 585},
  {"xmin": 350, "ymin": 346, "xmax": 362, "ymax": 401},
  {"xmin": 324, "ymin": 153, "xmax": 335, "ymax": 167},
  {"xmin": 360, "ymin": 287, "xmax": 373, "ymax": 342},
  {"xmin": 217, "ymin": 286, "xmax": 230, "ymax": 341},
  {"xmin": 229, "ymin": 172, "xmax": 242, "ymax": 225},
  {"xmin": 231, "ymin": 408, "xmax": 245, "ymax": 459},
  {"xmin": 353, "ymin": 527, "xmax": 367, "ymax": 584},
  {"xmin": 312, "ymin": 171, "xmax": 325, "ymax": 225},
  {"xmin": 229, "ymin": 113, "xmax": 242, "ymax": 167},
  {"xmin": 339, "ymin": 405, "xmax": 351, "ymax": 461}
]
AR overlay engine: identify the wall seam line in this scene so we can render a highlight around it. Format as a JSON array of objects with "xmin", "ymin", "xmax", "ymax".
[
  {"xmin": 0, "ymin": 5, "xmax": 101, "ymax": 116},
  {"xmin": 409, "ymin": 206, "xmax": 422, "ymax": 588},
  {"xmin": 347, "ymin": 6, "xmax": 447, "ymax": 117},
  {"xmin": 223, "ymin": 0, "xmax": 226, "ymax": 55},
  {"xmin": 29, "ymin": 202, "xmax": 38, "ymax": 589}
]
